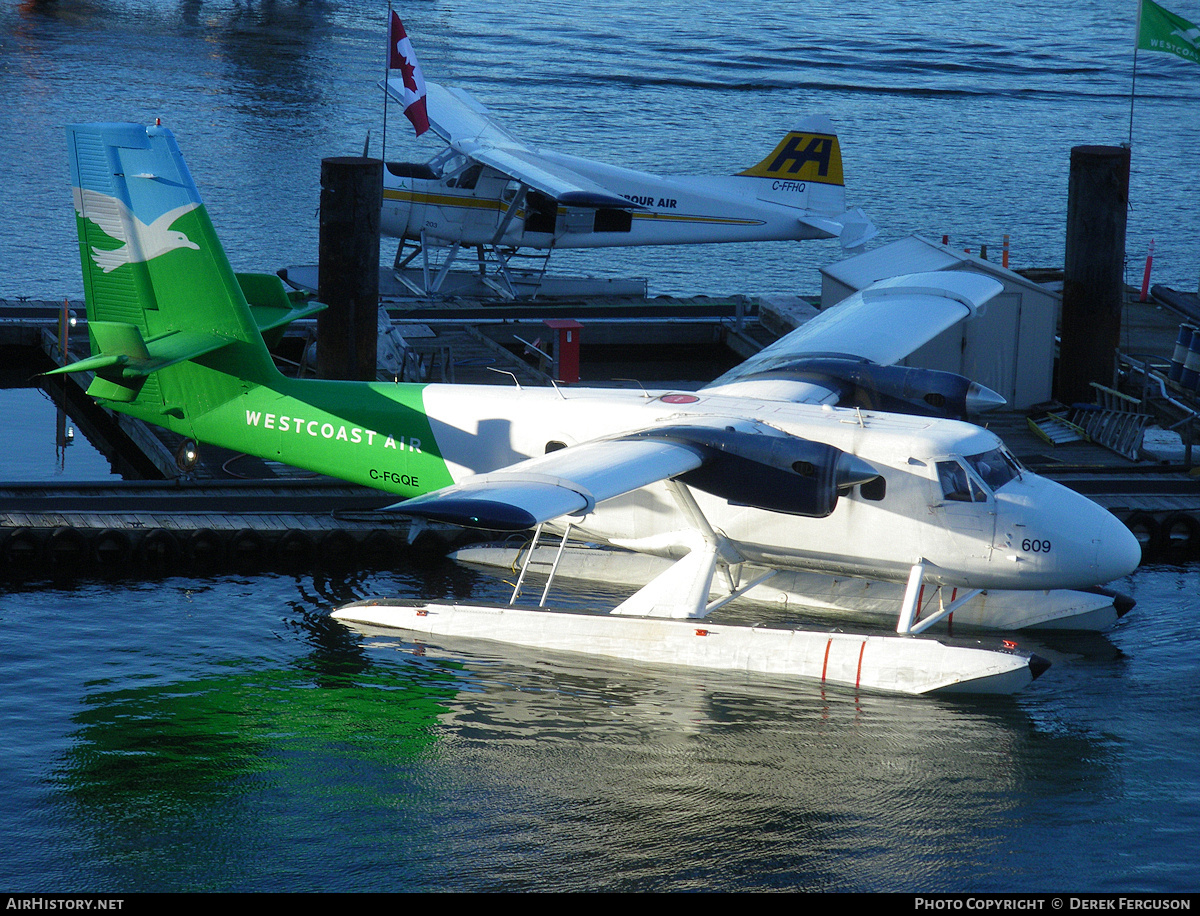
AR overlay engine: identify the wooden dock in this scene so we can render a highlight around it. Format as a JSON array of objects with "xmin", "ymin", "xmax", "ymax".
[{"xmin": 0, "ymin": 479, "xmax": 427, "ymax": 575}]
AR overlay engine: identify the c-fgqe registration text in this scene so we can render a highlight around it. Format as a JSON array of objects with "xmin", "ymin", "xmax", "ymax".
[{"xmin": 7, "ymin": 900, "xmax": 124, "ymax": 910}]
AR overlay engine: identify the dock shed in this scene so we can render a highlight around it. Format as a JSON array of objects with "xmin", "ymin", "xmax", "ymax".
[{"xmin": 819, "ymin": 235, "xmax": 1058, "ymax": 409}]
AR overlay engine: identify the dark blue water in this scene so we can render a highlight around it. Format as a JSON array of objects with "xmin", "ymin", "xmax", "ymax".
[
  {"xmin": 2, "ymin": 0, "xmax": 1200, "ymax": 893},
  {"xmin": 2, "ymin": 0, "xmax": 1198, "ymax": 299}
]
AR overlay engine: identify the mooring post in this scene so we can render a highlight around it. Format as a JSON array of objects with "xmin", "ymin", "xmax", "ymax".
[
  {"xmin": 317, "ymin": 156, "xmax": 383, "ymax": 381},
  {"xmin": 1056, "ymin": 144, "xmax": 1130, "ymax": 405}
]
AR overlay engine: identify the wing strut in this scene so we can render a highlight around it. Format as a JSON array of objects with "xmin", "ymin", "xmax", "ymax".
[{"xmin": 503, "ymin": 480, "xmax": 776, "ymax": 620}]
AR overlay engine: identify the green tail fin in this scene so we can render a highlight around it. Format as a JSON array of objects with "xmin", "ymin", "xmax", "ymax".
[{"xmin": 63, "ymin": 122, "xmax": 309, "ymax": 432}]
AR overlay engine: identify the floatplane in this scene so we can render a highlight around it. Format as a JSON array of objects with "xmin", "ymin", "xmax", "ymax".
[
  {"xmin": 379, "ymin": 79, "xmax": 877, "ymax": 297},
  {"xmin": 55, "ymin": 122, "xmax": 1141, "ymax": 695}
]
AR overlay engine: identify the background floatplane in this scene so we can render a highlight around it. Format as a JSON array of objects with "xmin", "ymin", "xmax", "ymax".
[{"xmin": 377, "ymin": 16, "xmax": 875, "ymax": 298}]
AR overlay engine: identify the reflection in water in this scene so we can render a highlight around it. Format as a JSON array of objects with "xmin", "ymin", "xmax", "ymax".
[
  {"xmin": 344, "ymin": 624, "xmax": 1117, "ymax": 891},
  {"xmin": 34, "ymin": 563, "xmax": 1134, "ymax": 892},
  {"xmin": 0, "ymin": 388, "xmax": 118, "ymax": 480}
]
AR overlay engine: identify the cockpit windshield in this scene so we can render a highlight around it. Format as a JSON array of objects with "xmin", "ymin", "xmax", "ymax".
[
  {"xmin": 936, "ymin": 448, "xmax": 1022, "ymax": 503},
  {"xmin": 428, "ymin": 148, "xmax": 468, "ymax": 179},
  {"xmin": 965, "ymin": 448, "xmax": 1021, "ymax": 493}
]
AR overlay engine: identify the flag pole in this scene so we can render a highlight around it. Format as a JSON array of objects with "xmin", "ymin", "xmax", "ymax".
[
  {"xmin": 1130, "ymin": 0, "xmax": 1143, "ymax": 146},
  {"xmin": 382, "ymin": 2, "xmax": 392, "ymax": 164}
]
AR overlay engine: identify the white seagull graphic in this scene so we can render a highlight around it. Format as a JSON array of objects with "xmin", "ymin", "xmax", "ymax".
[
  {"xmin": 72, "ymin": 186, "xmax": 200, "ymax": 273},
  {"xmin": 1172, "ymin": 26, "xmax": 1200, "ymax": 49}
]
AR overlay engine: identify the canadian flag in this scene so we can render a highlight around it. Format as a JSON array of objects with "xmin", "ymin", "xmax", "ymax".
[{"xmin": 388, "ymin": 12, "xmax": 429, "ymax": 137}]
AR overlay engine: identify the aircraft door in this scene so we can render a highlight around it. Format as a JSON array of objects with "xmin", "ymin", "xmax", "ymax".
[{"xmin": 420, "ymin": 157, "xmax": 473, "ymax": 242}]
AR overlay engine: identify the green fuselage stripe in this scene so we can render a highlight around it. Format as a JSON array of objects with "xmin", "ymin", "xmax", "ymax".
[{"xmin": 117, "ymin": 375, "xmax": 455, "ymax": 498}]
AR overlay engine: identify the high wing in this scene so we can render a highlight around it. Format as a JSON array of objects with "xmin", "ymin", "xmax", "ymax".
[
  {"xmin": 388, "ymin": 434, "xmax": 703, "ymax": 531},
  {"xmin": 703, "ymin": 271, "xmax": 1006, "ymax": 410},
  {"xmin": 383, "ymin": 78, "xmax": 638, "ymax": 211},
  {"xmin": 391, "ymin": 421, "xmax": 877, "ymax": 531}
]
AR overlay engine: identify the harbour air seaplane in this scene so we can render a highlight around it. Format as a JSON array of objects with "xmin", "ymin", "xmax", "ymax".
[
  {"xmin": 55, "ymin": 122, "xmax": 1141, "ymax": 695},
  {"xmin": 380, "ymin": 79, "xmax": 877, "ymax": 297}
]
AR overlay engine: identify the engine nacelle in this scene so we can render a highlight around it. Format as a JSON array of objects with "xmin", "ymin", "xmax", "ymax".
[
  {"xmin": 741, "ymin": 356, "xmax": 994, "ymax": 420},
  {"xmin": 626, "ymin": 425, "xmax": 878, "ymax": 518}
]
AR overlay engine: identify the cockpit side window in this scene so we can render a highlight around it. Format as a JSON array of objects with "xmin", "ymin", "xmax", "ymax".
[
  {"xmin": 447, "ymin": 163, "xmax": 483, "ymax": 190},
  {"xmin": 937, "ymin": 460, "xmax": 986, "ymax": 503}
]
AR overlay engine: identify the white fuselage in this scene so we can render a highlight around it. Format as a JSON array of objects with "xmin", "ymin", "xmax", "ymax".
[
  {"xmin": 381, "ymin": 156, "xmax": 844, "ymax": 250},
  {"xmin": 417, "ymin": 384, "xmax": 1140, "ymax": 592}
]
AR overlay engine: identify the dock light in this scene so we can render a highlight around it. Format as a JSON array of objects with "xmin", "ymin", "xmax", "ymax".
[{"xmin": 175, "ymin": 438, "xmax": 199, "ymax": 472}]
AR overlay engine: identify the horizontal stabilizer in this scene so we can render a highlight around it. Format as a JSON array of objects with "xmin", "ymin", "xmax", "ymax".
[
  {"xmin": 798, "ymin": 207, "xmax": 878, "ymax": 250},
  {"xmin": 237, "ymin": 272, "xmax": 327, "ymax": 337},
  {"xmin": 45, "ymin": 321, "xmax": 235, "ymax": 402},
  {"xmin": 250, "ymin": 299, "xmax": 326, "ymax": 335},
  {"xmin": 836, "ymin": 208, "xmax": 877, "ymax": 249}
]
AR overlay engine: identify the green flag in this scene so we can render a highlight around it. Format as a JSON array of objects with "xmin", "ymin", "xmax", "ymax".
[{"xmin": 1138, "ymin": 0, "xmax": 1200, "ymax": 64}]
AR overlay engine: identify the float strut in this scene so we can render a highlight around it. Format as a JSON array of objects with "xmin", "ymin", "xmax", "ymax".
[{"xmin": 897, "ymin": 560, "xmax": 926, "ymax": 635}]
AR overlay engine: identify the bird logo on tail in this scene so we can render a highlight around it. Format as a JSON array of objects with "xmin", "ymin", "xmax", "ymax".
[{"xmin": 72, "ymin": 186, "xmax": 199, "ymax": 273}]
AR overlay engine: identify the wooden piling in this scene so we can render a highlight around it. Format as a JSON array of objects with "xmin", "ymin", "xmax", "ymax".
[
  {"xmin": 317, "ymin": 157, "xmax": 383, "ymax": 381},
  {"xmin": 1057, "ymin": 145, "xmax": 1130, "ymax": 404}
]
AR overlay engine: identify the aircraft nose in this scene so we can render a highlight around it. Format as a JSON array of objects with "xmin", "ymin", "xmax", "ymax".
[
  {"xmin": 996, "ymin": 478, "xmax": 1141, "ymax": 588},
  {"xmin": 1055, "ymin": 490, "xmax": 1141, "ymax": 585},
  {"xmin": 1096, "ymin": 508, "xmax": 1142, "ymax": 581}
]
